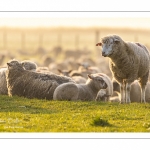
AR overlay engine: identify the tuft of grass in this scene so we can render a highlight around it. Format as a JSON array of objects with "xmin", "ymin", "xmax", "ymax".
[{"xmin": 92, "ymin": 117, "xmax": 112, "ymax": 127}]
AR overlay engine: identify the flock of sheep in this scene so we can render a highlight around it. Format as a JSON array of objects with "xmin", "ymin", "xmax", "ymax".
[{"xmin": 0, "ymin": 34, "xmax": 150, "ymax": 103}]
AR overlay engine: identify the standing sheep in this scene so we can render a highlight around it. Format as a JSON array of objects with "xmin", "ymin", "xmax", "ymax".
[
  {"xmin": 53, "ymin": 73, "xmax": 107, "ymax": 101},
  {"xmin": 6, "ymin": 60, "xmax": 75, "ymax": 100},
  {"xmin": 96, "ymin": 35, "xmax": 150, "ymax": 103}
]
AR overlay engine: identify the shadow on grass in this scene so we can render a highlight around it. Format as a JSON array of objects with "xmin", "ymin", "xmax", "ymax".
[{"xmin": 91, "ymin": 117, "xmax": 113, "ymax": 127}]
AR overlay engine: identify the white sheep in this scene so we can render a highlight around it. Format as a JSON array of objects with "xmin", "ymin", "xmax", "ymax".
[
  {"xmin": 53, "ymin": 73, "xmax": 108, "ymax": 101},
  {"xmin": 95, "ymin": 73, "xmax": 113, "ymax": 101},
  {"xmin": 113, "ymin": 79, "xmax": 150, "ymax": 103},
  {"xmin": 96, "ymin": 35, "xmax": 150, "ymax": 103},
  {"xmin": 6, "ymin": 60, "xmax": 75, "ymax": 100},
  {"xmin": 0, "ymin": 67, "xmax": 8, "ymax": 95},
  {"xmin": 57, "ymin": 69, "xmax": 87, "ymax": 84}
]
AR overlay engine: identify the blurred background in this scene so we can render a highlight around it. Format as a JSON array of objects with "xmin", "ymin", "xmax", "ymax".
[{"xmin": 0, "ymin": 17, "xmax": 150, "ymax": 78}]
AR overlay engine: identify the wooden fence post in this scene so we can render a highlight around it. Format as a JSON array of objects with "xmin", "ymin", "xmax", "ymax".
[
  {"xmin": 3, "ymin": 30, "xmax": 7, "ymax": 50},
  {"xmin": 21, "ymin": 32, "xmax": 25, "ymax": 50}
]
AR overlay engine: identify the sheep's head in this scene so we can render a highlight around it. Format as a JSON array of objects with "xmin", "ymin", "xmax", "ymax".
[
  {"xmin": 96, "ymin": 89, "xmax": 110, "ymax": 101},
  {"xmin": 7, "ymin": 60, "xmax": 23, "ymax": 71},
  {"xmin": 88, "ymin": 74, "xmax": 107, "ymax": 89},
  {"xmin": 57, "ymin": 69, "xmax": 72, "ymax": 77},
  {"xmin": 21, "ymin": 60, "xmax": 37, "ymax": 71},
  {"xmin": 96, "ymin": 35, "xmax": 122, "ymax": 57}
]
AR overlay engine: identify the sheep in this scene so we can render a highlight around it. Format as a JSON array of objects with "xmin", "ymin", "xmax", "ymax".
[
  {"xmin": 6, "ymin": 60, "xmax": 75, "ymax": 100},
  {"xmin": 95, "ymin": 89, "xmax": 110, "ymax": 101},
  {"xmin": 78, "ymin": 62, "xmax": 100, "ymax": 74},
  {"xmin": 57, "ymin": 69, "xmax": 87, "ymax": 84},
  {"xmin": 71, "ymin": 76, "xmax": 86, "ymax": 84},
  {"xmin": 109, "ymin": 96, "xmax": 120, "ymax": 103},
  {"xmin": 53, "ymin": 73, "xmax": 108, "ymax": 101},
  {"xmin": 21, "ymin": 60, "xmax": 37, "ymax": 71},
  {"xmin": 0, "ymin": 60, "xmax": 37, "ymax": 95},
  {"xmin": 57, "ymin": 69, "xmax": 72, "ymax": 77},
  {"xmin": 95, "ymin": 73, "xmax": 113, "ymax": 101},
  {"xmin": 0, "ymin": 67, "xmax": 8, "ymax": 95},
  {"xmin": 113, "ymin": 79, "xmax": 150, "ymax": 103},
  {"xmin": 0, "ymin": 60, "xmax": 39, "ymax": 95},
  {"xmin": 96, "ymin": 35, "xmax": 150, "ymax": 103}
]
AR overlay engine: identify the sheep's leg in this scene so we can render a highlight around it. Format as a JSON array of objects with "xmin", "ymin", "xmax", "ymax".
[
  {"xmin": 139, "ymin": 72, "xmax": 149, "ymax": 103},
  {"xmin": 120, "ymin": 83, "xmax": 125, "ymax": 104},
  {"xmin": 141, "ymin": 85, "xmax": 146, "ymax": 103},
  {"xmin": 125, "ymin": 82, "xmax": 131, "ymax": 103}
]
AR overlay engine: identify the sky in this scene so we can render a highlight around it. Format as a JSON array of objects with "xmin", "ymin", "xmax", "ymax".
[{"xmin": 1, "ymin": 12, "xmax": 150, "ymax": 29}]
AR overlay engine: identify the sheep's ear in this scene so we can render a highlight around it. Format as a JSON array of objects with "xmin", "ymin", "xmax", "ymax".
[
  {"xmin": 68, "ymin": 70, "xmax": 73, "ymax": 73},
  {"xmin": 77, "ymin": 63, "xmax": 82, "ymax": 66},
  {"xmin": 7, "ymin": 63, "xmax": 11, "ymax": 67},
  {"xmin": 88, "ymin": 74, "xmax": 93, "ymax": 79},
  {"xmin": 102, "ymin": 81, "xmax": 107, "ymax": 88},
  {"xmin": 57, "ymin": 69, "xmax": 62, "ymax": 73},
  {"xmin": 114, "ymin": 39, "xmax": 120, "ymax": 44},
  {"xmin": 96, "ymin": 42, "xmax": 102, "ymax": 46}
]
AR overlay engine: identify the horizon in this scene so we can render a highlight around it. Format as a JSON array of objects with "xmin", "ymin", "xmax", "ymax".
[{"xmin": 0, "ymin": 17, "xmax": 150, "ymax": 29}]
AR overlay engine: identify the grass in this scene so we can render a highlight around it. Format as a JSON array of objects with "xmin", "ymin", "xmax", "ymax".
[{"xmin": 0, "ymin": 95, "xmax": 150, "ymax": 132}]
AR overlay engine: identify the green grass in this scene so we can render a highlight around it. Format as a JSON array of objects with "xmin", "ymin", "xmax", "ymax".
[{"xmin": 0, "ymin": 95, "xmax": 150, "ymax": 132}]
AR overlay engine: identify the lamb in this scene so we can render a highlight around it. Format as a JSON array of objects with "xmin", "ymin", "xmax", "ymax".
[
  {"xmin": 96, "ymin": 35, "xmax": 150, "ymax": 103},
  {"xmin": 6, "ymin": 60, "xmax": 75, "ymax": 100},
  {"xmin": 53, "ymin": 73, "xmax": 108, "ymax": 101},
  {"xmin": 95, "ymin": 73, "xmax": 113, "ymax": 101}
]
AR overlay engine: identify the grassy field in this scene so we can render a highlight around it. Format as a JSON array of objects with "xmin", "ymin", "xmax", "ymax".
[{"xmin": 0, "ymin": 95, "xmax": 150, "ymax": 132}]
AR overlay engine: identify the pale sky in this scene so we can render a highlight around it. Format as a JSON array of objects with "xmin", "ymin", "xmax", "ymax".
[{"xmin": 1, "ymin": 12, "xmax": 150, "ymax": 29}]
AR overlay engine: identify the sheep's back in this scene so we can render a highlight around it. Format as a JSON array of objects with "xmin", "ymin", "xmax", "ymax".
[{"xmin": 127, "ymin": 42, "xmax": 150, "ymax": 77}]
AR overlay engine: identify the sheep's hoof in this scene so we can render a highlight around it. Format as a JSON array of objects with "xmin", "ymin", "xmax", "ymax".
[
  {"xmin": 120, "ymin": 101, "xmax": 125, "ymax": 104},
  {"xmin": 141, "ymin": 99, "xmax": 146, "ymax": 103}
]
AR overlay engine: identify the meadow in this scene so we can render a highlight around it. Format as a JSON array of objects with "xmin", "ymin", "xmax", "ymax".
[
  {"xmin": 0, "ymin": 26, "xmax": 150, "ymax": 132},
  {"xmin": 0, "ymin": 95, "xmax": 150, "ymax": 132}
]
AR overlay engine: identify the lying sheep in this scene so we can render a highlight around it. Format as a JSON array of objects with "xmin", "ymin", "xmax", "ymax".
[
  {"xmin": 57, "ymin": 69, "xmax": 86, "ymax": 84},
  {"xmin": 71, "ymin": 76, "xmax": 86, "ymax": 84},
  {"xmin": 95, "ymin": 89, "xmax": 110, "ymax": 101},
  {"xmin": 53, "ymin": 73, "xmax": 107, "ymax": 101},
  {"xmin": 0, "ymin": 60, "xmax": 39, "ymax": 95},
  {"xmin": 0, "ymin": 67, "xmax": 8, "ymax": 95},
  {"xmin": 57, "ymin": 69, "xmax": 73, "ymax": 77},
  {"xmin": 96, "ymin": 35, "xmax": 150, "ymax": 103},
  {"xmin": 109, "ymin": 96, "xmax": 120, "ymax": 103},
  {"xmin": 78, "ymin": 62, "xmax": 100, "ymax": 74},
  {"xmin": 113, "ymin": 79, "xmax": 150, "ymax": 103},
  {"xmin": 6, "ymin": 60, "xmax": 75, "ymax": 100},
  {"xmin": 95, "ymin": 73, "xmax": 113, "ymax": 101},
  {"xmin": 21, "ymin": 60, "xmax": 37, "ymax": 71}
]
